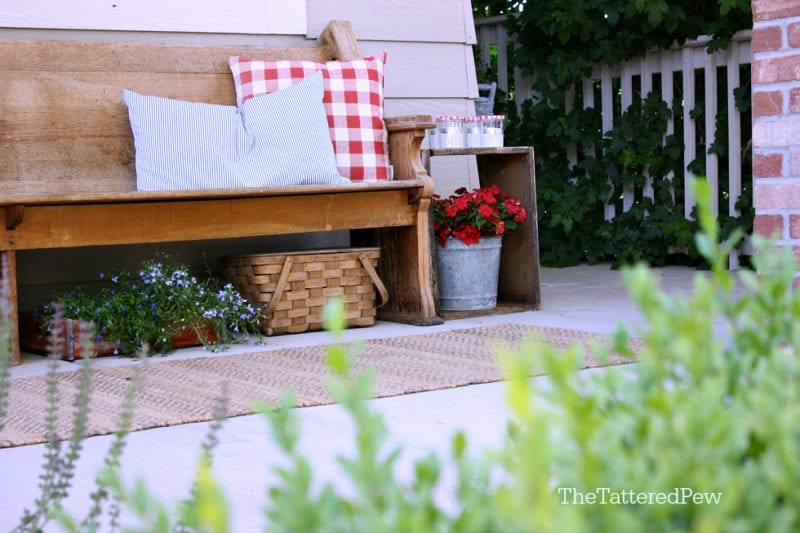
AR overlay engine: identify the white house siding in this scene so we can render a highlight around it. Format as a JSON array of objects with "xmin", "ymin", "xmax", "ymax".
[
  {"xmin": 307, "ymin": 0, "xmax": 481, "ymax": 196},
  {"xmin": 1, "ymin": 0, "xmax": 479, "ymax": 311},
  {"xmin": 0, "ymin": 0, "xmax": 307, "ymax": 34}
]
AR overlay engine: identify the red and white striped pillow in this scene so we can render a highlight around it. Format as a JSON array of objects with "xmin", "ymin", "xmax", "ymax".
[{"xmin": 229, "ymin": 53, "xmax": 390, "ymax": 182}]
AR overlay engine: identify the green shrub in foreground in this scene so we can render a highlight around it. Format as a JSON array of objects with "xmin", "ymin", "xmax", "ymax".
[
  {"xmin": 257, "ymin": 180, "xmax": 799, "ymax": 532},
  {"xmin": 482, "ymin": 181, "xmax": 799, "ymax": 532},
  {"xmin": 4, "ymin": 180, "xmax": 800, "ymax": 531}
]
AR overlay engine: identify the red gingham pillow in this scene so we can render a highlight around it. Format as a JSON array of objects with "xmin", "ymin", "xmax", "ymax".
[{"xmin": 229, "ymin": 53, "xmax": 390, "ymax": 182}]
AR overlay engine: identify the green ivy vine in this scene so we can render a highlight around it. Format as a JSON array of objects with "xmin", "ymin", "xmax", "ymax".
[{"xmin": 477, "ymin": 0, "xmax": 753, "ymax": 267}]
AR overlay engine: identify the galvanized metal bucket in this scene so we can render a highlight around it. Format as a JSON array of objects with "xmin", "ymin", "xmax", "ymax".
[{"xmin": 435, "ymin": 236, "xmax": 502, "ymax": 311}]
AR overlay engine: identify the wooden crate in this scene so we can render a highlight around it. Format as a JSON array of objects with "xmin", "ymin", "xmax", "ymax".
[
  {"xmin": 18, "ymin": 313, "xmax": 113, "ymax": 361},
  {"xmin": 18, "ymin": 312, "xmax": 217, "ymax": 360},
  {"xmin": 223, "ymin": 248, "xmax": 388, "ymax": 335}
]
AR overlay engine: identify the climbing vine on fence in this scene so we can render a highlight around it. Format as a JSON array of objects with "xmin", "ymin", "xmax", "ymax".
[{"xmin": 477, "ymin": 0, "xmax": 753, "ymax": 267}]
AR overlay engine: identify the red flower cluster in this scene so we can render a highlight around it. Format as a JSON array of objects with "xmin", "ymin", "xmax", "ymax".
[{"xmin": 432, "ymin": 185, "xmax": 528, "ymax": 247}]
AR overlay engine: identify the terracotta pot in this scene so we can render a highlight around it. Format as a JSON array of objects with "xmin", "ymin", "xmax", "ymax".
[{"xmin": 161, "ymin": 323, "xmax": 219, "ymax": 349}]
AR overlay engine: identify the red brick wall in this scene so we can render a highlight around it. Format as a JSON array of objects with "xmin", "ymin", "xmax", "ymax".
[{"xmin": 752, "ymin": 0, "xmax": 800, "ymax": 266}]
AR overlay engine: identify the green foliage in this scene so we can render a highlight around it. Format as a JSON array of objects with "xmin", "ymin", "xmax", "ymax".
[
  {"xmin": 175, "ymin": 383, "xmax": 231, "ymax": 533},
  {"xmin": 263, "ymin": 298, "xmax": 452, "ymax": 532},
  {"xmin": 0, "ymin": 257, "xmax": 230, "ymax": 531},
  {"xmin": 472, "ymin": 0, "xmax": 522, "ymax": 18},
  {"xmin": 508, "ymin": 0, "xmax": 750, "ymax": 80},
  {"xmin": 7, "ymin": 325, "xmax": 144, "ymax": 532},
  {"xmin": 513, "ymin": 179, "xmax": 799, "ymax": 530},
  {"xmin": 74, "ymin": 416, "xmax": 232, "ymax": 533},
  {"xmin": 497, "ymin": 0, "xmax": 753, "ymax": 267},
  {"xmin": 15, "ymin": 322, "xmax": 96, "ymax": 531},
  {"xmin": 0, "ymin": 258, "xmax": 13, "ymax": 433},
  {"xmin": 77, "ymin": 356, "xmax": 143, "ymax": 531},
  {"xmin": 257, "ymin": 184, "xmax": 800, "ymax": 531}
]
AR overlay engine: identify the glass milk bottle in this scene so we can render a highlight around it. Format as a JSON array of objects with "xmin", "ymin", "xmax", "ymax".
[
  {"xmin": 437, "ymin": 116, "xmax": 465, "ymax": 149},
  {"xmin": 481, "ymin": 115, "xmax": 505, "ymax": 147},
  {"xmin": 464, "ymin": 116, "xmax": 482, "ymax": 148},
  {"xmin": 428, "ymin": 124, "xmax": 439, "ymax": 149}
]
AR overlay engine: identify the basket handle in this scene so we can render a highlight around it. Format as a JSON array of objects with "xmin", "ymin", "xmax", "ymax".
[
  {"xmin": 358, "ymin": 254, "xmax": 389, "ymax": 308},
  {"xmin": 265, "ymin": 256, "xmax": 294, "ymax": 315}
]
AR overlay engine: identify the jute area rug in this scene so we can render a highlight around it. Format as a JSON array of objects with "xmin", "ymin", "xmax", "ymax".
[{"xmin": 1, "ymin": 324, "xmax": 636, "ymax": 448}]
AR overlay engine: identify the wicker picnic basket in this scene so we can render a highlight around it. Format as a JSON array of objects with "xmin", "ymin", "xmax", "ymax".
[{"xmin": 223, "ymin": 248, "xmax": 388, "ymax": 336}]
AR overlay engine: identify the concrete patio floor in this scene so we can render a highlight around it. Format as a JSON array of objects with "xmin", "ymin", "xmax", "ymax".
[{"xmin": 0, "ymin": 263, "xmax": 732, "ymax": 530}]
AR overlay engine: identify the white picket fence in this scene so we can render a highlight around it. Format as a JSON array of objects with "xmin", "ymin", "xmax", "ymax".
[{"xmin": 475, "ymin": 16, "xmax": 752, "ymax": 266}]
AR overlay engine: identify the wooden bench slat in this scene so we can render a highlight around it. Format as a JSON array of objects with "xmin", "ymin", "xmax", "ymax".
[
  {"xmin": 1, "ymin": 72, "xmax": 237, "ymax": 117},
  {"xmin": 0, "ymin": 41, "xmax": 332, "ymax": 73},
  {"xmin": 0, "ymin": 190, "xmax": 419, "ymax": 250},
  {"xmin": 0, "ymin": 179, "xmax": 429, "ymax": 206}
]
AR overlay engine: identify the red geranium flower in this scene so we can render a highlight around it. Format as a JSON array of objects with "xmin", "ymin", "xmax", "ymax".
[
  {"xmin": 478, "ymin": 204, "xmax": 496, "ymax": 219},
  {"xmin": 432, "ymin": 186, "xmax": 528, "ymax": 246},
  {"xmin": 452, "ymin": 225, "xmax": 482, "ymax": 245}
]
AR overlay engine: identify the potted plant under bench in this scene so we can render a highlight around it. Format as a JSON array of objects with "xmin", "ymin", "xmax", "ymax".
[{"xmin": 19, "ymin": 254, "xmax": 262, "ymax": 360}]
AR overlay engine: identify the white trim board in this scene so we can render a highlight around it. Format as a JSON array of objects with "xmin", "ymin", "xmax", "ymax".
[{"xmin": 0, "ymin": 0, "xmax": 306, "ymax": 35}]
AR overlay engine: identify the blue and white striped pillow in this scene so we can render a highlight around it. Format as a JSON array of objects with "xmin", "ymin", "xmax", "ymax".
[{"xmin": 125, "ymin": 71, "xmax": 348, "ymax": 191}]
